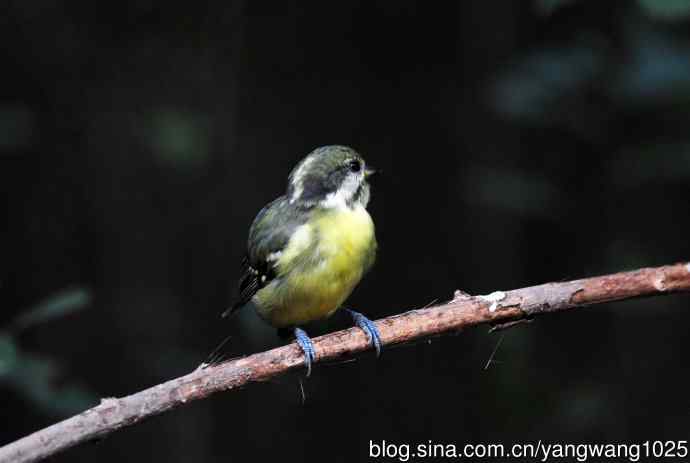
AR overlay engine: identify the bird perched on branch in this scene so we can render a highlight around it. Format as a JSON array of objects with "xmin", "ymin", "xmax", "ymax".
[{"xmin": 223, "ymin": 145, "xmax": 380, "ymax": 375}]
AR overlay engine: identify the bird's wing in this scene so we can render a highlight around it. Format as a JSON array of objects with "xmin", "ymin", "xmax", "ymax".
[{"xmin": 223, "ymin": 197, "xmax": 308, "ymax": 317}]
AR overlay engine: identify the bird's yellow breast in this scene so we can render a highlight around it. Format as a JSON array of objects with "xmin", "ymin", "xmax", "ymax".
[{"xmin": 255, "ymin": 205, "xmax": 376, "ymax": 327}]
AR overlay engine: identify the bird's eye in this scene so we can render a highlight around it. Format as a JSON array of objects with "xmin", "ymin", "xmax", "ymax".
[{"xmin": 348, "ymin": 160, "xmax": 361, "ymax": 172}]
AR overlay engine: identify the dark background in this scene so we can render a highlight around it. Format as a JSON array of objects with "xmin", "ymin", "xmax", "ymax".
[{"xmin": 2, "ymin": 1, "xmax": 689, "ymax": 461}]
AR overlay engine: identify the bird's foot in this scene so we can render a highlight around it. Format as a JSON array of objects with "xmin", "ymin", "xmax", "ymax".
[
  {"xmin": 344, "ymin": 308, "xmax": 382, "ymax": 356},
  {"xmin": 293, "ymin": 327, "xmax": 316, "ymax": 377}
]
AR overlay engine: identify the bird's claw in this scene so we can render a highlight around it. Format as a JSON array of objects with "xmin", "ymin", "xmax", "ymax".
[
  {"xmin": 345, "ymin": 309, "xmax": 382, "ymax": 357},
  {"xmin": 294, "ymin": 327, "xmax": 316, "ymax": 377}
]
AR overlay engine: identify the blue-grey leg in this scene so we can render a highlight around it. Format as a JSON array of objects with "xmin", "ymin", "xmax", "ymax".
[
  {"xmin": 294, "ymin": 327, "xmax": 316, "ymax": 377},
  {"xmin": 344, "ymin": 308, "xmax": 382, "ymax": 356}
]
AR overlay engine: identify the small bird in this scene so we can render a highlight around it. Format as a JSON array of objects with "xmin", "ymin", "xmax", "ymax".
[{"xmin": 223, "ymin": 145, "xmax": 380, "ymax": 375}]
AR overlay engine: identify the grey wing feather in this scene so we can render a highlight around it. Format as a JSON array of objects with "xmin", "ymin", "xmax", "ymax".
[{"xmin": 223, "ymin": 197, "xmax": 308, "ymax": 317}]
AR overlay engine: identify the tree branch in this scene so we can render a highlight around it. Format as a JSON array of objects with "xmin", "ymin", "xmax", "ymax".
[{"xmin": 2, "ymin": 262, "xmax": 690, "ymax": 463}]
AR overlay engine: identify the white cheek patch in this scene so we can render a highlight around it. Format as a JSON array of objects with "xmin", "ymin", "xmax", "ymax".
[
  {"xmin": 321, "ymin": 173, "xmax": 362, "ymax": 209},
  {"xmin": 321, "ymin": 190, "xmax": 348, "ymax": 209}
]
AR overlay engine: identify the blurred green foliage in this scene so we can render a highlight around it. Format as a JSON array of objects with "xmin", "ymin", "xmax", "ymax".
[
  {"xmin": 0, "ymin": 288, "xmax": 97, "ymax": 417},
  {"xmin": 9, "ymin": 287, "xmax": 91, "ymax": 333},
  {"xmin": 534, "ymin": 0, "xmax": 578, "ymax": 16},
  {"xmin": 493, "ymin": 28, "xmax": 690, "ymax": 129},
  {"xmin": 464, "ymin": 166, "xmax": 564, "ymax": 219},
  {"xmin": 492, "ymin": 40, "xmax": 603, "ymax": 131},
  {"xmin": 540, "ymin": 0, "xmax": 690, "ymax": 21},
  {"xmin": 147, "ymin": 109, "xmax": 211, "ymax": 168},
  {"xmin": 638, "ymin": 0, "xmax": 690, "ymax": 21}
]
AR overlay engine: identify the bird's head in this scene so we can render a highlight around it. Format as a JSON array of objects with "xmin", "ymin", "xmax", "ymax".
[{"xmin": 287, "ymin": 145, "xmax": 376, "ymax": 209}]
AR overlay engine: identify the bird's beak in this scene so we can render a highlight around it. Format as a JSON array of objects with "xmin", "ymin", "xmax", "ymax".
[{"xmin": 364, "ymin": 167, "xmax": 378, "ymax": 179}]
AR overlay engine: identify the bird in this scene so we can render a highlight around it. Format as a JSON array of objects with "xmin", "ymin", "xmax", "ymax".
[{"xmin": 223, "ymin": 145, "xmax": 380, "ymax": 376}]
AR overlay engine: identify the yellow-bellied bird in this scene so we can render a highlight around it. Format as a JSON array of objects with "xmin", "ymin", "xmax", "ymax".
[{"xmin": 223, "ymin": 146, "xmax": 380, "ymax": 375}]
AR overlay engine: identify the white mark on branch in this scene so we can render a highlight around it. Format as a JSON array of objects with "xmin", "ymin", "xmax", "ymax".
[
  {"xmin": 480, "ymin": 291, "xmax": 506, "ymax": 312},
  {"xmin": 453, "ymin": 289, "xmax": 472, "ymax": 300},
  {"xmin": 653, "ymin": 275, "xmax": 667, "ymax": 291},
  {"xmin": 686, "ymin": 263, "xmax": 690, "ymax": 273},
  {"xmin": 99, "ymin": 398, "xmax": 119, "ymax": 408}
]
